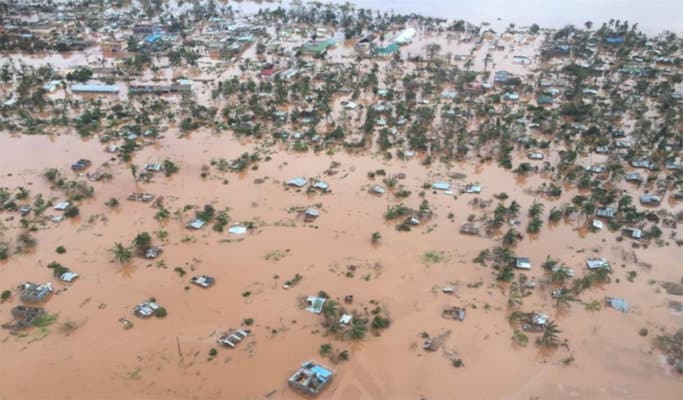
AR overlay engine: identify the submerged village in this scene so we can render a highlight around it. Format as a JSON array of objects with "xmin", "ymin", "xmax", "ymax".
[{"xmin": 0, "ymin": 1, "xmax": 682, "ymax": 399}]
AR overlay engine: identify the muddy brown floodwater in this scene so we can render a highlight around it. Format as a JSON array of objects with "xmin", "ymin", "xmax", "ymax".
[{"xmin": 0, "ymin": 127, "xmax": 680, "ymax": 399}]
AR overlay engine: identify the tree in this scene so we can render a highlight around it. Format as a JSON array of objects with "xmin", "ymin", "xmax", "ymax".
[
  {"xmin": 66, "ymin": 67, "xmax": 93, "ymax": 83},
  {"xmin": 502, "ymin": 228, "xmax": 520, "ymax": 247},
  {"xmin": 529, "ymin": 24, "xmax": 540, "ymax": 34},
  {"xmin": 322, "ymin": 299, "xmax": 339, "ymax": 320},
  {"xmin": 347, "ymin": 319, "xmax": 367, "ymax": 340},
  {"xmin": 551, "ymin": 267, "xmax": 573, "ymax": 284},
  {"xmin": 132, "ymin": 232, "xmax": 152, "ymax": 254},
  {"xmin": 529, "ymin": 201, "xmax": 544, "ymax": 219},
  {"xmin": 539, "ymin": 321, "xmax": 561, "ymax": 348},
  {"xmin": 109, "ymin": 242, "xmax": 133, "ymax": 264},
  {"xmin": 554, "ymin": 287, "xmax": 576, "ymax": 309}
]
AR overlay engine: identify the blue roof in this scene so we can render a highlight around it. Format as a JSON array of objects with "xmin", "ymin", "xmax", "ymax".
[
  {"xmin": 145, "ymin": 34, "xmax": 163, "ymax": 43},
  {"xmin": 310, "ymin": 365, "xmax": 333, "ymax": 381}
]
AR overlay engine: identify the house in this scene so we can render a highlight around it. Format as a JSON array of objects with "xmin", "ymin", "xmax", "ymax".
[
  {"xmin": 228, "ymin": 225, "xmax": 248, "ymax": 235},
  {"xmin": 42, "ymin": 80, "xmax": 62, "ymax": 92},
  {"xmin": 304, "ymin": 208, "xmax": 320, "ymax": 221},
  {"xmin": 592, "ymin": 219, "xmax": 604, "ymax": 230},
  {"xmin": 631, "ymin": 158, "xmax": 656, "ymax": 170},
  {"xmin": 512, "ymin": 55, "xmax": 531, "ymax": 64},
  {"xmin": 20, "ymin": 282, "xmax": 53, "ymax": 303},
  {"xmin": 54, "ymin": 201, "xmax": 70, "ymax": 211},
  {"xmin": 625, "ymin": 172, "xmax": 643, "ymax": 183},
  {"xmin": 459, "ymin": 223, "xmax": 480, "ymax": 235},
  {"xmin": 145, "ymin": 246, "xmax": 162, "ymax": 259},
  {"xmin": 463, "ymin": 184, "xmax": 481, "ymax": 194},
  {"xmin": 191, "ymin": 275, "xmax": 216, "ymax": 288},
  {"xmin": 373, "ymin": 43, "xmax": 399, "ymax": 56},
  {"xmin": 639, "ymin": 194, "xmax": 661, "ymax": 206},
  {"xmin": 622, "ymin": 227, "xmax": 643, "ymax": 239},
  {"xmin": 288, "ymin": 361, "xmax": 334, "ymax": 396},
  {"xmin": 596, "ymin": 207, "xmax": 616, "ymax": 219},
  {"xmin": 370, "ymin": 185, "xmax": 385, "ymax": 195},
  {"xmin": 144, "ymin": 162, "xmax": 162, "ymax": 172},
  {"xmin": 312, "ymin": 180, "xmax": 329, "ymax": 191},
  {"xmin": 287, "ymin": 177, "xmax": 308, "ymax": 188},
  {"xmin": 521, "ymin": 312, "xmax": 549, "ymax": 332},
  {"xmin": 393, "ymin": 27, "xmax": 416, "ymax": 45},
  {"xmin": 528, "ymin": 152, "xmax": 544, "ymax": 160},
  {"xmin": 186, "ymin": 219, "xmax": 206, "ymax": 230},
  {"xmin": 128, "ymin": 192, "xmax": 155, "ymax": 202},
  {"xmin": 536, "ymin": 95, "xmax": 553, "ymax": 105},
  {"xmin": 594, "ymin": 145, "xmax": 610, "ymax": 154},
  {"xmin": 503, "ymin": 92, "xmax": 519, "ymax": 101},
  {"xmin": 514, "ymin": 257, "xmax": 531, "ymax": 270},
  {"xmin": 19, "ymin": 205, "xmax": 32, "ymax": 216},
  {"xmin": 606, "ymin": 36, "xmax": 624, "ymax": 44},
  {"xmin": 133, "ymin": 300, "xmax": 160, "ymax": 318},
  {"xmin": 60, "ymin": 272, "xmax": 79, "ymax": 282},
  {"xmin": 431, "ymin": 182, "xmax": 451, "ymax": 191},
  {"xmin": 441, "ymin": 306, "xmax": 466, "ymax": 321},
  {"xmin": 494, "ymin": 70, "xmax": 512, "ymax": 84},
  {"xmin": 71, "ymin": 158, "xmax": 91, "ymax": 170},
  {"xmin": 305, "ymin": 296, "xmax": 326, "ymax": 314},
  {"xmin": 217, "ymin": 329, "xmax": 249, "ymax": 348},
  {"xmin": 605, "ymin": 297, "xmax": 629, "ymax": 312},
  {"xmin": 301, "ymin": 39, "xmax": 335, "ymax": 57},
  {"xmin": 71, "ymin": 84, "xmax": 119, "ymax": 94},
  {"xmin": 586, "ymin": 257, "xmax": 611, "ymax": 270}
]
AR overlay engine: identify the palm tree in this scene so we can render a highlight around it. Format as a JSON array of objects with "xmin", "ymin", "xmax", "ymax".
[
  {"xmin": 539, "ymin": 321, "xmax": 561, "ymax": 348},
  {"xmin": 508, "ymin": 287, "xmax": 522, "ymax": 308},
  {"xmin": 321, "ymin": 299, "xmax": 339, "ymax": 320},
  {"xmin": 554, "ymin": 287, "xmax": 576, "ymax": 309},
  {"xmin": 109, "ymin": 242, "xmax": 132, "ymax": 264},
  {"xmin": 551, "ymin": 267, "xmax": 573, "ymax": 284}
]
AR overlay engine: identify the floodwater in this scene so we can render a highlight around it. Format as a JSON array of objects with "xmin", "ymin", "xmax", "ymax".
[
  {"xmin": 0, "ymin": 129, "xmax": 680, "ymax": 399},
  {"xmin": 228, "ymin": 0, "xmax": 683, "ymax": 34},
  {"xmin": 1, "ymin": 5, "xmax": 682, "ymax": 400}
]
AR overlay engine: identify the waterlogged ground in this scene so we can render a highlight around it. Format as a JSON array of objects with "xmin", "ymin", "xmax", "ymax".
[{"xmin": 0, "ymin": 129, "xmax": 681, "ymax": 400}]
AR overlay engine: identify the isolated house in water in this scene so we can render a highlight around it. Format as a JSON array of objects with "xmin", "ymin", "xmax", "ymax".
[
  {"xmin": 20, "ymin": 282, "xmax": 53, "ymax": 303},
  {"xmin": 288, "ymin": 361, "xmax": 335, "ymax": 396}
]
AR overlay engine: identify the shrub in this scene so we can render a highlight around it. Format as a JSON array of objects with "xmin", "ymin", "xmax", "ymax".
[
  {"xmin": 371, "ymin": 316, "xmax": 391, "ymax": 329},
  {"xmin": 452, "ymin": 359, "xmax": 464, "ymax": 368},
  {"xmin": 154, "ymin": 307, "xmax": 167, "ymax": 318},
  {"xmin": 163, "ymin": 160, "xmax": 179, "ymax": 176},
  {"xmin": 105, "ymin": 198, "xmax": 119, "ymax": 208},
  {"xmin": 209, "ymin": 348, "xmax": 218, "ymax": 357},
  {"xmin": 64, "ymin": 205, "xmax": 80, "ymax": 218},
  {"xmin": 639, "ymin": 328, "xmax": 648, "ymax": 337},
  {"xmin": 243, "ymin": 318, "xmax": 254, "ymax": 326},
  {"xmin": 1, "ymin": 290, "xmax": 10, "ymax": 302},
  {"xmin": 56, "ymin": 246, "xmax": 66, "ymax": 254}
]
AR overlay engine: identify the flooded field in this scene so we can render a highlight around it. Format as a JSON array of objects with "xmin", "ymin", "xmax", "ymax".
[
  {"xmin": 1, "ymin": 1, "xmax": 682, "ymax": 399},
  {"xmin": 0, "ymin": 131, "xmax": 681, "ymax": 399}
]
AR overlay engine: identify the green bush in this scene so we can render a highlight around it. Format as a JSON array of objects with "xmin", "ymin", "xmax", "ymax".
[{"xmin": 155, "ymin": 307, "xmax": 167, "ymax": 318}]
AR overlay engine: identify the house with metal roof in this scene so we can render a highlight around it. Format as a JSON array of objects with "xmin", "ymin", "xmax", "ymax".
[
  {"xmin": 288, "ymin": 361, "xmax": 334, "ymax": 396},
  {"xmin": 71, "ymin": 83, "xmax": 119, "ymax": 94}
]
